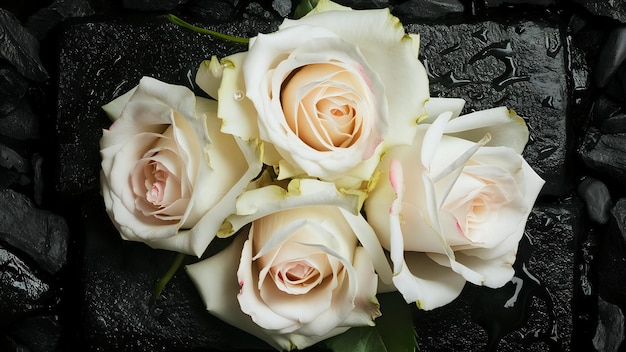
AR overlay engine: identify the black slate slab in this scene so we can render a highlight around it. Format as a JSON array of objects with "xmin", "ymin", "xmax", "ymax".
[{"xmin": 54, "ymin": 12, "xmax": 580, "ymax": 352}]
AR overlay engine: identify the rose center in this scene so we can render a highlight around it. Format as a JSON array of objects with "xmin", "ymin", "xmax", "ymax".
[
  {"xmin": 283, "ymin": 263, "xmax": 318, "ymax": 282},
  {"xmin": 145, "ymin": 167, "xmax": 167, "ymax": 206},
  {"xmin": 280, "ymin": 63, "xmax": 363, "ymax": 151},
  {"xmin": 271, "ymin": 258, "xmax": 326, "ymax": 295}
]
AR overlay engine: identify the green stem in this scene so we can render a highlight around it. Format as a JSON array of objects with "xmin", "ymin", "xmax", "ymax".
[
  {"xmin": 151, "ymin": 252, "xmax": 187, "ymax": 302},
  {"xmin": 167, "ymin": 14, "xmax": 250, "ymax": 44}
]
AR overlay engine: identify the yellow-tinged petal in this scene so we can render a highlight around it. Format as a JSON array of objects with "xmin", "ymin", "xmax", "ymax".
[
  {"xmin": 218, "ymin": 179, "xmax": 362, "ymax": 238},
  {"xmin": 217, "ymin": 52, "xmax": 260, "ymax": 141},
  {"xmin": 195, "ymin": 56, "xmax": 223, "ymax": 100},
  {"xmin": 306, "ymin": 0, "xmax": 351, "ymax": 15}
]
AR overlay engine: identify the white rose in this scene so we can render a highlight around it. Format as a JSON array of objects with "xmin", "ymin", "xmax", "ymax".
[
  {"xmin": 99, "ymin": 77, "xmax": 261, "ymax": 256},
  {"xmin": 188, "ymin": 206, "xmax": 381, "ymax": 351},
  {"xmin": 196, "ymin": 0, "xmax": 429, "ymax": 188},
  {"xmin": 187, "ymin": 179, "xmax": 393, "ymax": 351},
  {"xmin": 365, "ymin": 99, "xmax": 544, "ymax": 310}
]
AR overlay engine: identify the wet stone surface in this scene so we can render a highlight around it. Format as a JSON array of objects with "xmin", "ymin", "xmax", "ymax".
[
  {"xmin": 80, "ymin": 193, "xmax": 270, "ymax": 351},
  {"xmin": 0, "ymin": 188, "xmax": 69, "ymax": 275},
  {"xmin": 408, "ymin": 19, "xmax": 571, "ymax": 197}
]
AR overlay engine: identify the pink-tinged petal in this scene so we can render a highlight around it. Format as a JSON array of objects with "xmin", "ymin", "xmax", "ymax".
[
  {"xmin": 389, "ymin": 159, "xmax": 404, "ymax": 198},
  {"xmin": 238, "ymin": 236, "xmax": 296, "ymax": 332},
  {"xmin": 186, "ymin": 234, "xmax": 293, "ymax": 351}
]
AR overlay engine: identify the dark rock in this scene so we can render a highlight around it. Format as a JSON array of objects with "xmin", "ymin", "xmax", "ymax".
[
  {"xmin": 0, "ymin": 167, "xmax": 21, "ymax": 188},
  {"xmin": 392, "ymin": 0, "xmax": 464, "ymax": 20},
  {"xmin": 332, "ymin": 0, "xmax": 390, "ymax": 9},
  {"xmin": 407, "ymin": 19, "xmax": 571, "ymax": 197},
  {"xmin": 180, "ymin": 0, "xmax": 238, "ymax": 22},
  {"xmin": 611, "ymin": 198, "xmax": 626, "ymax": 244},
  {"xmin": 54, "ymin": 15, "xmax": 279, "ymax": 198},
  {"xmin": 580, "ymin": 128, "xmax": 626, "ymax": 182},
  {"xmin": 26, "ymin": 0, "xmax": 96, "ymax": 40},
  {"xmin": 0, "ymin": 66, "xmax": 29, "ymax": 102},
  {"xmin": 483, "ymin": 0, "xmax": 555, "ymax": 6},
  {"xmin": 568, "ymin": 31, "xmax": 595, "ymax": 132},
  {"xmin": 591, "ymin": 95, "xmax": 624, "ymax": 127},
  {"xmin": 80, "ymin": 194, "xmax": 271, "ymax": 351},
  {"xmin": 413, "ymin": 200, "xmax": 582, "ymax": 351},
  {"xmin": 594, "ymin": 26, "xmax": 626, "ymax": 89},
  {"xmin": 597, "ymin": 198, "xmax": 626, "ymax": 308},
  {"xmin": 601, "ymin": 113, "xmax": 626, "ymax": 134},
  {"xmin": 0, "ymin": 102, "xmax": 40, "ymax": 140},
  {"xmin": 571, "ymin": 0, "xmax": 626, "ymax": 24},
  {"xmin": 593, "ymin": 297, "xmax": 625, "ymax": 352},
  {"xmin": 31, "ymin": 153, "xmax": 44, "ymax": 206},
  {"xmin": 578, "ymin": 177, "xmax": 612, "ymax": 224},
  {"xmin": 8, "ymin": 315, "xmax": 63, "ymax": 352},
  {"xmin": 122, "ymin": 0, "xmax": 190, "ymax": 12},
  {"xmin": 0, "ymin": 335, "xmax": 30, "ymax": 352},
  {"xmin": 272, "ymin": 0, "xmax": 292, "ymax": 17},
  {"xmin": 244, "ymin": 2, "xmax": 278, "ymax": 20},
  {"xmin": 0, "ymin": 245, "xmax": 54, "ymax": 328},
  {"xmin": 0, "ymin": 143, "xmax": 29, "ymax": 174},
  {"xmin": 0, "ymin": 9, "xmax": 48, "ymax": 82},
  {"xmin": 0, "ymin": 188, "xmax": 69, "ymax": 274}
]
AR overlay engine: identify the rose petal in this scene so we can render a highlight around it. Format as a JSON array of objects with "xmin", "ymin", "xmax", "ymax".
[
  {"xmin": 220, "ymin": 178, "xmax": 361, "ymax": 238},
  {"xmin": 195, "ymin": 56, "xmax": 223, "ymax": 100},
  {"xmin": 216, "ymin": 52, "xmax": 260, "ymax": 141},
  {"xmin": 444, "ymin": 107, "xmax": 529, "ymax": 154}
]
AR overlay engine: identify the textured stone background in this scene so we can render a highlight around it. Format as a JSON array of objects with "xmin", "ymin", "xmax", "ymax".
[{"xmin": 2, "ymin": 0, "xmax": 626, "ymax": 351}]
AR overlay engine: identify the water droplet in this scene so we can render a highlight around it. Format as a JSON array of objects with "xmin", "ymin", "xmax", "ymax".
[
  {"xmin": 469, "ymin": 41, "xmax": 530, "ymax": 91},
  {"xmin": 440, "ymin": 71, "xmax": 472, "ymax": 89},
  {"xmin": 468, "ymin": 90, "xmax": 485, "ymax": 100},
  {"xmin": 440, "ymin": 43, "xmax": 461, "ymax": 56},
  {"xmin": 545, "ymin": 33, "xmax": 561, "ymax": 58},
  {"xmin": 472, "ymin": 28, "xmax": 489, "ymax": 43},
  {"xmin": 233, "ymin": 90, "xmax": 244, "ymax": 101},
  {"xmin": 422, "ymin": 58, "xmax": 440, "ymax": 81},
  {"xmin": 542, "ymin": 96, "xmax": 555, "ymax": 109}
]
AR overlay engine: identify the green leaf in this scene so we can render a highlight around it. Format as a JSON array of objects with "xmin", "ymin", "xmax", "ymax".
[
  {"xmin": 324, "ymin": 292, "xmax": 418, "ymax": 352},
  {"xmin": 375, "ymin": 292, "xmax": 419, "ymax": 352},
  {"xmin": 293, "ymin": 0, "xmax": 319, "ymax": 19},
  {"xmin": 324, "ymin": 326, "xmax": 387, "ymax": 352}
]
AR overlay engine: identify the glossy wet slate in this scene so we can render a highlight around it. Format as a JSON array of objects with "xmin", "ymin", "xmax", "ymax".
[{"xmin": 54, "ymin": 12, "xmax": 578, "ymax": 351}]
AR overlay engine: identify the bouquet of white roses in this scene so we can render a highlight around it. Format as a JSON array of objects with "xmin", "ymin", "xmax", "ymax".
[{"xmin": 98, "ymin": 0, "xmax": 544, "ymax": 350}]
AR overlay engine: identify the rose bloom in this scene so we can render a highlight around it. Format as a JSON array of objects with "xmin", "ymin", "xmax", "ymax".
[
  {"xmin": 99, "ymin": 77, "xmax": 261, "ymax": 256},
  {"xmin": 365, "ymin": 99, "xmax": 544, "ymax": 310},
  {"xmin": 195, "ymin": 0, "xmax": 429, "ymax": 188},
  {"xmin": 187, "ymin": 205, "xmax": 381, "ymax": 351}
]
